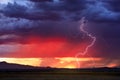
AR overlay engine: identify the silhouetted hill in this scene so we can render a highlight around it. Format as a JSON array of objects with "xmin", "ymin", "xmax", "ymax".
[
  {"xmin": 0, "ymin": 61, "xmax": 55, "ymax": 72},
  {"xmin": 0, "ymin": 61, "xmax": 120, "ymax": 73},
  {"xmin": 0, "ymin": 62, "xmax": 119, "ymax": 80},
  {"xmin": 0, "ymin": 61, "xmax": 35, "ymax": 69}
]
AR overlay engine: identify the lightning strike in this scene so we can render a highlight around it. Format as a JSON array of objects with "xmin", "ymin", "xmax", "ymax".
[{"xmin": 75, "ymin": 17, "xmax": 96, "ymax": 68}]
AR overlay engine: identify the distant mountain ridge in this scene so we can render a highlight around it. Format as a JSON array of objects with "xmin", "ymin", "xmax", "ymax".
[
  {"xmin": 0, "ymin": 61, "xmax": 36, "ymax": 69},
  {"xmin": 0, "ymin": 61, "xmax": 120, "ymax": 73}
]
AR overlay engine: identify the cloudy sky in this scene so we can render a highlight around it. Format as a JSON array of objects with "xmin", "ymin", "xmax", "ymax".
[{"xmin": 0, "ymin": 0, "xmax": 120, "ymax": 68}]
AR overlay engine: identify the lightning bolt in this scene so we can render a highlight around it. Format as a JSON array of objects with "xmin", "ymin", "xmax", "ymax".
[{"xmin": 75, "ymin": 17, "xmax": 96, "ymax": 68}]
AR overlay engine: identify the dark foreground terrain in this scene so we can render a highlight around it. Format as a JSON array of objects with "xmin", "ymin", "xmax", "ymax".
[
  {"xmin": 0, "ymin": 68, "xmax": 120, "ymax": 80},
  {"xmin": 0, "ymin": 62, "xmax": 120, "ymax": 80}
]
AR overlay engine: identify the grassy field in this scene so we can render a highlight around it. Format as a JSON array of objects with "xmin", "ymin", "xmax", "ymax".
[{"xmin": 0, "ymin": 71, "xmax": 120, "ymax": 80}]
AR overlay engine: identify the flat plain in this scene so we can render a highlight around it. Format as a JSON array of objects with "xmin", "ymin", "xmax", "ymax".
[{"xmin": 0, "ymin": 70, "xmax": 120, "ymax": 80}]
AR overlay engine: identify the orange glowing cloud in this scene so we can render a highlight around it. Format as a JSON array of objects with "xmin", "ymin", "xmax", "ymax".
[
  {"xmin": 0, "ymin": 57, "xmax": 115, "ymax": 68},
  {"xmin": 0, "ymin": 58, "xmax": 41, "ymax": 66}
]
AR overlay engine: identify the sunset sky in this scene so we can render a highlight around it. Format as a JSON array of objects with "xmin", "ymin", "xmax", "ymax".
[{"xmin": 0, "ymin": 0, "xmax": 120, "ymax": 68}]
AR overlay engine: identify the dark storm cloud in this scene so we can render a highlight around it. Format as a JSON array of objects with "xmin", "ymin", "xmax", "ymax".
[
  {"xmin": 0, "ymin": 2, "xmax": 63, "ymax": 21},
  {"xmin": 0, "ymin": 13, "xmax": 84, "ymax": 44},
  {"xmin": 87, "ymin": 22, "xmax": 120, "ymax": 58},
  {"xmin": 35, "ymin": 0, "xmax": 85, "ymax": 12},
  {"xmin": 28, "ymin": 0, "xmax": 120, "ymax": 22},
  {"xmin": 0, "ymin": 2, "xmax": 27, "ymax": 18},
  {"xmin": 0, "ymin": 0, "xmax": 87, "ymax": 43},
  {"xmin": 29, "ymin": 0, "xmax": 86, "ymax": 21},
  {"xmin": 30, "ymin": 0, "xmax": 53, "ymax": 2},
  {"xmin": 0, "ymin": 0, "xmax": 120, "ymax": 59},
  {"xmin": 1, "ymin": 0, "xmax": 119, "ymax": 22},
  {"xmin": 0, "ymin": 0, "xmax": 86, "ymax": 21},
  {"xmin": 103, "ymin": 0, "xmax": 120, "ymax": 12},
  {"xmin": 82, "ymin": 0, "xmax": 120, "ymax": 22}
]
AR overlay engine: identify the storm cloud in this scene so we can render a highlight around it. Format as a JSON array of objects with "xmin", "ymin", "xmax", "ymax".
[{"xmin": 0, "ymin": 0, "xmax": 120, "ymax": 59}]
